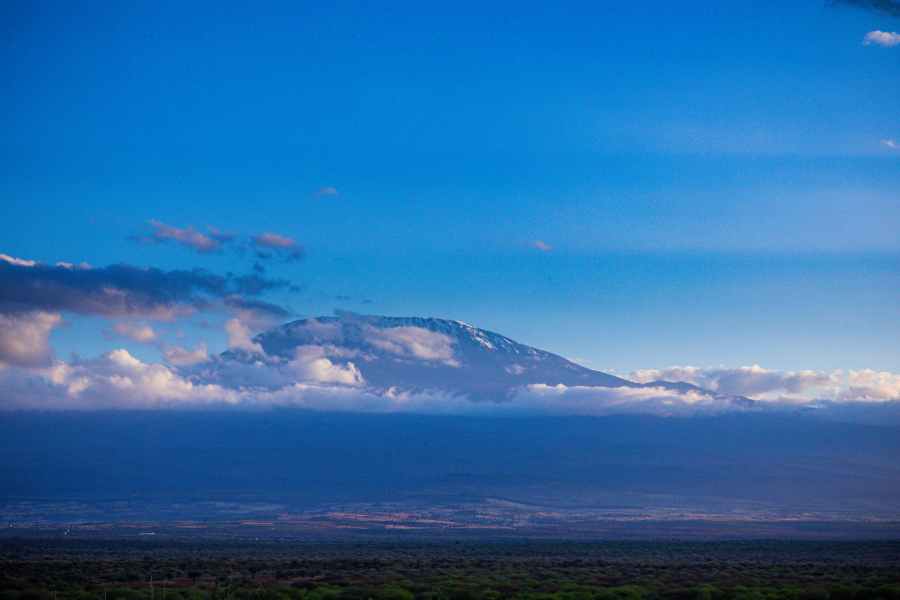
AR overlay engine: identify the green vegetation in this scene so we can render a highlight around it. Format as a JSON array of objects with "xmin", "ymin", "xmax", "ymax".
[{"xmin": 1, "ymin": 540, "xmax": 898, "ymax": 600}]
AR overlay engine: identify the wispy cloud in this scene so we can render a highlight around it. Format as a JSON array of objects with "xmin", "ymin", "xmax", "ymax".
[
  {"xmin": 0, "ymin": 253, "xmax": 36, "ymax": 267},
  {"xmin": 163, "ymin": 344, "xmax": 209, "ymax": 367},
  {"xmin": 315, "ymin": 186, "xmax": 339, "ymax": 198},
  {"xmin": 882, "ymin": 138, "xmax": 899, "ymax": 149},
  {"xmin": 863, "ymin": 30, "xmax": 900, "ymax": 46},
  {"xmin": 134, "ymin": 220, "xmax": 233, "ymax": 253},
  {"xmin": 251, "ymin": 232, "xmax": 305, "ymax": 262},
  {"xmin": 532, "ymin": 240, "xmax": 553, "ymax": 252},
  {"xmin": 112, "ymin": 322, "xmax": 158, "ymax": 343},
  {"xmin": 363, "ymin": 325, "xmax": 459, "ymax": 367}
]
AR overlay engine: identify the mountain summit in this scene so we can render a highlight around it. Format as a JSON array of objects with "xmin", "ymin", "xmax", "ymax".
[{"xmin": 219, "ymin": 314, "xmax": 739, "ymax": 406}]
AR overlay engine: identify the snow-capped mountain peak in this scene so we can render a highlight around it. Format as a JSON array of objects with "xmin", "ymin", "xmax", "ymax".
[{"xmin": 214, "ymin": 314, "xmax": 746, "ymax": 407}]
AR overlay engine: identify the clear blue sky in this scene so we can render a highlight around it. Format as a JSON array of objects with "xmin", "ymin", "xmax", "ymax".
[{"xmin": 2, "ymin": 0, "xmax": 898, "ymax": 373}]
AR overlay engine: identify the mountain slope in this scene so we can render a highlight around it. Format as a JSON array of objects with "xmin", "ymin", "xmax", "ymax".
[{"xmin": 220, "ymin": 314, "xmax": 742, "ymax": 405}]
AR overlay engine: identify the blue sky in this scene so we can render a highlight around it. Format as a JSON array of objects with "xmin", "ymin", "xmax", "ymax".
[{"xmin": 2, "ymin": 0, "xmax": 898, "ymax": 377}]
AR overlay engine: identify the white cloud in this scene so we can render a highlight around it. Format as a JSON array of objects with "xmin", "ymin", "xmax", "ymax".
[
  {"xmin": 841, "ymin": 369, "xmax": 900, "ymax": 401},
  {"xmin": 0, "ymin": 350, "xmax": 447, "ymax": 411},
  {"xmin": 225, "ymin": 318, "xmax": 264, "ymax": 354},
  {"xmin": 513, "ymin": 383, "xmax": 729, "ymax": 416},
  {"xmin": 630, "ymin": 365, "xmax": 837, "ymax": 398},
  {"xmin": 288, "ymin": 346, "xmax": 364, "ymax": 386},
  {"xmin": 863, "ymin": 30, "xmax": 900, "ymax": 47},
  {"xmin": 532, "ymin": 240, "xmax": 553, "ymax": 252},
  {"xmin": 882, "ymin": 139, "xmax": 898, "ymax": 150},
  {"xmin": 0, "ymin": 253, "xmax": 37, "ymax": 267},
  {"xmin": 363, "ymin": 325, "xmax": 459, "ymax": 366},
  {"xmin": 2, "ymin": 350, "xmax": 899, "ymax": 414},
  {"xmin": 0, "ymin": 349, "xmax": 239, "ymax": 409},
  {"xmin": 0, "ymin": 311, "xmax": 63, "ymax": 367},
  {"xmin": 113, "ymin": 322, "xmax": 157, "ymax": 343}
]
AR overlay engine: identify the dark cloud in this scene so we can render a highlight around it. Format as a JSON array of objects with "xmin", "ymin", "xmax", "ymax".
[
  {"xmin": 230, "ymin": 273, "xmax": 291, "ymax": 296},
  {"xmin": 0, "ymin": 260, "xmax": 291, "ymax": 319},
  {"xmin": 224, "ymin": 296, "xmax": 291, "ymax": 319},
  {"xmin": 830, "ymin": 0, "xmax": 900, "ymax": 16}
]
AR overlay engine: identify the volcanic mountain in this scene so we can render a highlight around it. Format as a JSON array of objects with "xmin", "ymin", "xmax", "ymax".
[{"xmin": 218, "ymin": 314, "xmax": 743, "ymax": 406}]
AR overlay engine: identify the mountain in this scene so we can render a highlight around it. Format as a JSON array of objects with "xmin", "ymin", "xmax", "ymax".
[{"xmin": 220, "ymin": 314, "xmax": 744, "ymax": 405}]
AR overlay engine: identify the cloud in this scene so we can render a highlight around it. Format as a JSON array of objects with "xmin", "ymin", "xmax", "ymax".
[
  {"xmin": 863, "ymin": 30, "xmax": 900, "ymax": 46},
  {"xmin": 363, "ymin": 325, "xmax": 459, "ymax": 366},
  {"xmin": 288, "ymin": 345, "xmax": 364, "ymax": 386},
  {"xmin": 832, "ymin": 0, "xmax": 900, "ymax": 17},
  {"xmin": 225, "ymin": 318, "xmax": 265, "ymax": 354},
  {"xmin": 882, "ymin": 139, "xmax": 899, "ymax": 149},
  {"xmin": 112, "ymin": 322, "xmax": 158, "ymax": 343},
  {"xmin": 513, "ymin": 383, "xmax": 729, "ymax": 416},
  {"xmin": 134, "ymin": 220, "xmax": 233, "ymax": 253},
  {"xmin": 251, "ymin": 232, "xmax": 305, "ymax": 262},
  {"xmin": 841, "ymin": 369, "xmax": 900, "ymax": 401},
  {"xmin": 2, "ymin": 347, "xmax": 899, "ymax": 413},
  {"xmin": 224, "ymin": 296, "xmax": 291, "ymax": 320},
  {"xmin": 629, "ymin": 365, "xmax": 837, "ymax": 398},
  {"xmin": 0, "ymin": 311, "xmax": 62, "ymax": 367},
  {"xmin": 0, "ymin": 349, "xmax": 241, "ymax": 410},
  {"xmin": 0, "ymin": 253, "xmax": 290, "ymax": 320},
  {"xmin": 163, "ymin": 344, "xmax": 209, "ymax": 367},
  {"xmin": 222, "ymin": 297, "xmax": 292, "ymax": 353},
  {"xmin": 0, "ymin": 353, "xmax": 728, "ymax": 414},
  {"xmin": 0, "ymin": 254, "xmax": 36, "ymax": 267},
  {"xmin": 207, "ymin": 227, "xmax": 237, "ymax": 244},
  {"xmin": 316, "ymin": 186, "xmax": 339, "ymax": 198},
  {"xmin": 253, "ymin": 232, "xmax": 297, "ymax": 249},
  {"xmin": 532, "ymin": 240, "xmax": 553, "ymax": 252}
]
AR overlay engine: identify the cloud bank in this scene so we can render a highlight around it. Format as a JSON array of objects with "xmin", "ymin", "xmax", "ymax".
[
  {"xmin": 629, "ymin": 364, "xmax": 900, "ymax": 403},
  {"xmin": 1, "ymin": 343, "xmax": 897, "ymax": 414}
]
